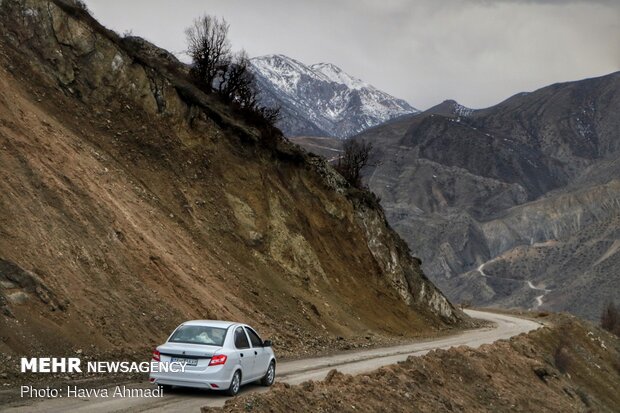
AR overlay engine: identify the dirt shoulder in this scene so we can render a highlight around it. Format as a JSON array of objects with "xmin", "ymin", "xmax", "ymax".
[{"xmin": 208, "ymin": 314, "xmax": 620, "ymax": 413}]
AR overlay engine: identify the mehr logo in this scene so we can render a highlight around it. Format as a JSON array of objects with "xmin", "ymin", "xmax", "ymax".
[
  {"xmin": 21, "ymin": 357, "xmax": 187, "ymax": 373},
  {"xmin": 21, "ymin": 358, "xmax": 82, "ymax": 373}
]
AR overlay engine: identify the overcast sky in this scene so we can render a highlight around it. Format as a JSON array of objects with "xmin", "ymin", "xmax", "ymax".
[{"xmin": 84, "ymin": 0, "xmax": 619, "ymax": 110}]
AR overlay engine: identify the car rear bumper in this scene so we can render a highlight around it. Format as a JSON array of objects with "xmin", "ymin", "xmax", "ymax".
[
  {"xmin": 150, "ymin": 366, "xmax": 234, "ymax": 390},
  {"xmin": 151, "ymin": 376, "xmax": 231, "ymax": 390}
]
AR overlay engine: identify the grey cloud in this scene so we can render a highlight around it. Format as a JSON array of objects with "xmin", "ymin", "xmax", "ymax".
[
  {"xmin": 472, "ymin": 0, "xmax": 617, "ymax": 4},
  {"xmin": 84, "ymin": 0, "xmax": 620, "ymax": 109}
]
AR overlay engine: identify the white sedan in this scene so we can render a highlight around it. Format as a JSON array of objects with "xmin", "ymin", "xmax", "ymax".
[{"xmin": 149, "ymin": 320, "xmax": 276, "ymax": 396}]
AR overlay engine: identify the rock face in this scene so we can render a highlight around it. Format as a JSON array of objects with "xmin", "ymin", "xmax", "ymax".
[
  {"xmin": 250, "ymin": 54, "xmax": 418, "ymax": 138},
  {"xmin": 349, "ymin": 72, "xmax": 620, "ymax": 320},
  {"xmin": 0, "ymin": 0, "xmax": 461, "ymax": 356}
]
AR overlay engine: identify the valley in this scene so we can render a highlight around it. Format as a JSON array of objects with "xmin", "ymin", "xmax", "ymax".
[{"xmin": 292, "ymin": 73, "xmax": 620, "ymax": 320}]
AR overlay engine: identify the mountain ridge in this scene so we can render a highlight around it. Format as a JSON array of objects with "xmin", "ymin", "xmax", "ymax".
[{"xmin": 355, "ymin": 70, "xmax": 620, "ymax": 319}]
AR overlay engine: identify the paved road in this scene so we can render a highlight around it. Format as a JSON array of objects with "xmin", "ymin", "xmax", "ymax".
[{"xmin": 1, "ymin": 310, "xmax": 541, "ymax": 413}]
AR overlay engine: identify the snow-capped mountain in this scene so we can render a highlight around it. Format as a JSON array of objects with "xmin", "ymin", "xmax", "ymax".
[{"xmin": 250, "ymin": 54, "xmax": 418, "ymax": 138}]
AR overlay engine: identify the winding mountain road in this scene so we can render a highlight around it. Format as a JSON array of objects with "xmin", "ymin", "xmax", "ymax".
[
  {"xmin": 477, "ymin": 262, "xmax": 551, "ymax": 309},
  {"xmin": 2, "ymin": 310, "xmax": 542, "ymax": 413},
  {"xmin": 526, "ymin": 281, "xmax": 552, "ymax": 308}
]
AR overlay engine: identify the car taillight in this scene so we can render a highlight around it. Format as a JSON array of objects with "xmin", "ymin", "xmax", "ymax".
[
  {"xmin": 209, "ymin": 354, "xmax": 227, "ymax": 366},
  {"xmin": 152, "ymin": 349, "xmax": 161, "ymax": 361}
]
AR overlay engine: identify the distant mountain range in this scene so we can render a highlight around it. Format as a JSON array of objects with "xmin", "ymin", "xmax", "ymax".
[
  {"xmin": 293, "ymin": 72, "xmax": 620, "ymax": 320},
  {"xmin": 250, "ymin": 54, "xmax": 417, "ymax": 138}
]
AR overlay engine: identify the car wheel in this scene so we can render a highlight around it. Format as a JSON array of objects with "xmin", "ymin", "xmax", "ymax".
[
  {"xmin": 226, "ymin": 370, "xmax": 241, "ymax": 396},
  {"xmin": 261, "ymin": 361, "xmax": 275, "ymax": 386}
]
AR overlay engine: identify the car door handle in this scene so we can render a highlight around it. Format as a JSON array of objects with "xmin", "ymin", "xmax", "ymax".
[
  {"xmin": 240, "ymin": 353, "xmax": 244, "ymax": 357},
  {"xmin": 254, "ymin": 351, "xmax": 258, "ymax": 355}
]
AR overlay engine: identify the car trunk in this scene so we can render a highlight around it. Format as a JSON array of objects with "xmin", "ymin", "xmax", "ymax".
[{"xmin": 158, "ymin": 343, "xmax": 221, "ymax": 371}]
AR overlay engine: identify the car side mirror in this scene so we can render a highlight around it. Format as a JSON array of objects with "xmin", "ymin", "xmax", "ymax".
[{"xmin": 263, "ymin": 340, "xmax": 273, "ymax": 347}]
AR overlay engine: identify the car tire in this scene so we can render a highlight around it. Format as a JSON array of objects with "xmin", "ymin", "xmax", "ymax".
[
  {"xmin": 226, "ymin": 370, "xmax": 242, "ymax": 396},
  {"xmin": 260, "ymin": 361, "xmax": 275, "ymax": 386},
  {"xmin": 159, "ymin": 384, "xmax": 173, "ymax": 392}
]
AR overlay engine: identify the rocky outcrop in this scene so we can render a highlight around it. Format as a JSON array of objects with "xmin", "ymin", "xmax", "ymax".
[
  {"xmin": 348, "ymin": 191, "xmax": 456, "ymax": 321},
  {"xmin": 0, "ymin": 258, "xmax": 64, "ymax": 317},
  {"xmin": 300, "ymin": 151, "xmax": 459, "ymax": 322},
  {"xmin": 482, "ymin": 180, "xmax": 620, "ymax": 257},
  {"xmin": 443, "ymin": 179, "xmax": 620, "ymax": 319}
]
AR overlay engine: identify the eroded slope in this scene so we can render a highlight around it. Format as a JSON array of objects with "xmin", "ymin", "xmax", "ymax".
[{"xmin": 0, "ymin": 0, "xmax": 461, "ymax": 360}]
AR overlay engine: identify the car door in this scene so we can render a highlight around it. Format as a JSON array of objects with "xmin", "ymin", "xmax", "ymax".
[
  {"xmin": 233, "ymin": 326, "xmax": 255, "ymax": 382},
  {"xmin": 245, "ymin": 326, "xmax": 270, "ymax": 379}
]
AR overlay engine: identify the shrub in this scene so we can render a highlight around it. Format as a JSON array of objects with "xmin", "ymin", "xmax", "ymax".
[
  {"xmin": 75, "ymin": 0, "xmax": 90, "ymax": 12},
  {"xmin": 335, "ymin": 139, "xmax": 373, "ymax": 188},
  {"xmin": 600, "ymin": 301, "xmax": 620, "ymax": 337},
  {"xmin": 554, "ymin": 345, "xmax": 571, "ymax": 373}
]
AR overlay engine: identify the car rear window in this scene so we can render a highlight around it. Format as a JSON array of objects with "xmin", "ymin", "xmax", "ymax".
[{"xmin": 168, "ymin": 326, "xmax": 227, "ymax": 346}]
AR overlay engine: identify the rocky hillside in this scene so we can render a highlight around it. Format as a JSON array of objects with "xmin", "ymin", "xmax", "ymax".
[
  {"xmin": 330, "ymin": 73, "xmax": 620, "ymax": 320},
  {"xmin": 359, "ymin": 73, "xmax": 620, "ymax": 319},
  {"xmin": 211, "ymin": 313, "xmax": 620, "ymax": 413},
  {"xmin": 0, "ymin": 0, "xmax": 463, "ymax": 358},
  {"xmin": 250, "ymin": 54, "xmax": 417, "ymax": 138},
  {"xmin": 448, "ymin": 178, "xmax": 620, "ymax": 319}
]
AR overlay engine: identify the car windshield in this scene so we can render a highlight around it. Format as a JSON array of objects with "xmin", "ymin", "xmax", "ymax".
[{"xmin": 168, "ymin": 325, "xmax": 227, "ymax": 346}]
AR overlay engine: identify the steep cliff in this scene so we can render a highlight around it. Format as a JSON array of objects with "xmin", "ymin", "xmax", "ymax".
[{"xmin": 0, "ymin": 0, "xmax": 462, "ymax": 357}]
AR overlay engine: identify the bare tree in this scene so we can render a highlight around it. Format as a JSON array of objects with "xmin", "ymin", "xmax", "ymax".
[
  {"xmin": 219, "ymin": 50, "xmax": 257, "ymax": 108},
  {"xmin": 335, "ymin": 139, "xmax": 373, "ymax": 187},
  {"xmin": 185, "ymin": 15, "xmax": 281, "ymax": 129},
  {"xmin": 185, "ymin": 15, "xmax": 231, "ymax": 92}
]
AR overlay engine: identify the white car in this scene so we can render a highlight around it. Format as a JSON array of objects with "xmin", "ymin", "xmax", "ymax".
[{"xmin": 149, "ymin": 320, "xmax": 276, "ymax": 396}]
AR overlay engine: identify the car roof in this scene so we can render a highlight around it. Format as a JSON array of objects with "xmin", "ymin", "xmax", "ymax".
[{"xmin": 180, "ymin": 320, "xmax": 242, "ymax": 328}]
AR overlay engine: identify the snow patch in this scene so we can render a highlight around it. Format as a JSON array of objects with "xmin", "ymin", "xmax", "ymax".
[
  {"xmin": 454, "ymin": 103, "xmax": 473, "ymax": 118},
  {"xmin": 250, "ymin": 54, "xmax": 419, "ymax": 137},
  {"xmin": 310, "ymin": 62, "xmax": 367, "ymax": 90},
  {"xmin": 111, "ymin": 53, "xmax": 124, "ymax": 72}
]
